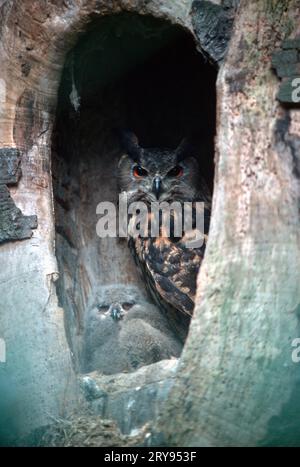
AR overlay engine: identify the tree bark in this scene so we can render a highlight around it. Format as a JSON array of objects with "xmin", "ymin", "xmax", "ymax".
[
  {"xmin": 159, "ymin": 0, "xmax": 300, "ymax": 447},
  {"xmin": 0, "ymin": 0, "xmax": 210, "ymax": 443},
  {"xmin": 0, "ymin": 0, "xmax": 299, "ymax": 447}
]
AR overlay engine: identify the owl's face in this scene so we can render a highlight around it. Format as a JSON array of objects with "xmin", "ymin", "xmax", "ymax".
[
  {"xmin": 117, "ymin": 131, "xmax": 201, "ymax": 204},
  {"xmin": 87, "ymin": 284, "xmax": 149, "ymax": 323}
]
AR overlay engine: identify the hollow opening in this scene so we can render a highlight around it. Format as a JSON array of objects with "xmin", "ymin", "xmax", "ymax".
[{"xmin": 52, "ymin": 13, "xmax": 217, "ymax": 375}]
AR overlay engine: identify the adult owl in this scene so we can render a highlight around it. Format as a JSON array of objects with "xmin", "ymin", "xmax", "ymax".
[{"xmin": 117, "ymin": 131, "xmax": 211, "ymax": 340}]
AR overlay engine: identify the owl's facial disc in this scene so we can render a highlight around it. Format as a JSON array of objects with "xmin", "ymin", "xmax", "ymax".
[
  {"xmin": 130, "ymin": 155, "xmax": 186, "ymax": 200},
  {"xmin": 108, "ymin": 300, "xmax": 136, "ymax": 321},
  {"xmin": 118, "ymin": 132, "xmax": 200, "ymax": 203}
]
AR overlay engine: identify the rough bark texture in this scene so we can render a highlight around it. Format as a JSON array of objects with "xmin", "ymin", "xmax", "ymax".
[
  {"xmin": 0, "ymin": 0, "xmax": 226, "ymax": 444},
  {"xmin": 272, "ymin": 37, "xmax": 300, "ymax": 105},
  {"xmin": 191, "ymin": 0, "xmax": 235, "ymax": 64},
  {"xmin": 80, "ymin": 359, "xmax": 178, "ymax": 435},
  {"xmin": 159, "ymin": 0, "xmax": 300, "ymax": 447},
  {"xmin": 1, "ymin": 0, "xmax": 299, "ymax": 448},
  {"xmin": 0, "ymin": 147, "xmax": 37, "ymax": 243}
]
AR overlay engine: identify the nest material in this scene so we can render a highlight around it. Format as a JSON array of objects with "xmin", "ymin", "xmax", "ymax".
[{"xmin": 39, "ymin": 413, "xmax": 149, "ymax": 447}]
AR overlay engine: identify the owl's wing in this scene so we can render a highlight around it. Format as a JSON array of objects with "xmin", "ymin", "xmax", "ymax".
[{"xmin": 131, "ymin": 233, "xmax": 206, "ymax": 318}]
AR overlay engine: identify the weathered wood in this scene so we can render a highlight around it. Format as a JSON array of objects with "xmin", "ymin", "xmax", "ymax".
[
  {"xmin": 0, "ymin": 148, "xmax": 21, "ymax": 185},
  {"xmin": 272, "ymin": 35, "xmax": 300, "ymax": 105},
  {"xmin": 282, "ymin": 38, "xmax": 300, "ymax": 50},
  {"xmin": 272, "ymin": 49, "xmax": 298, "ymax": 66},
  {"xmin": 2, "ymin": 0, "xmax": 299, "ymax": 448},
  {"xmin": 0, "ymin": 148, "xmax": 37, "ymax": 244},
  {"xmin": 0, "ymin": 0, "xmax": 225, "ymax": 444},
  {"xmin": 277, "ymin": 77, "xmax": 300, "ymax": 105},
  {"xmin": 191, "ymin": 0, "xmax": 235, "ymax": 64},
  {"xmin": 0, "ymin": 184, "xmax": 37, "ymax": 244},
  {"xmin": 159, "ymin": 0, "xmax": 300, "ymax": 447},
  {"xmin": 274, "ymin": 64, "xmax": 300, "ymax": 79}
]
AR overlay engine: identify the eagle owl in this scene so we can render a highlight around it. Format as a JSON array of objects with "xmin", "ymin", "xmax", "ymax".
[
  {"xmin": 117, "ymin": 131, "xmax": 211, "ymax": 340},
  {"xmin": 82, "ymin": 285, "xmax": 182, "ymax": 374}
]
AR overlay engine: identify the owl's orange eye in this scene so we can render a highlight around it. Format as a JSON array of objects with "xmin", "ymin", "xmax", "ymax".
[
  {"xmin": 167, "ymin": 165, "xmax": 183, "ymax": 177},
  {"xmin": 133, "ymin": 165, "xmax": 148, "ymax": 177}
]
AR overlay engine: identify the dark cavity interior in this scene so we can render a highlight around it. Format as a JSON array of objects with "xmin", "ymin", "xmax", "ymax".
[{"xmin": 52, "ymin": 13, "xmax": 217, "ymax": 373}]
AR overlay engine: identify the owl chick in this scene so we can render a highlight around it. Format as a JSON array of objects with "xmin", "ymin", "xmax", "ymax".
[
  {"xmin": 117, "ymin": 131, "xmax": 211, "ymax": 338},
  {"xmin": 82, "ymin": 284, "xmax": 182, "ymax": 375}
]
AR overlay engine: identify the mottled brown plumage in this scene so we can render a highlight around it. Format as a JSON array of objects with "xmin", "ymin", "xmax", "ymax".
[{"xmin": 118, "ymin": 131, "xmax": 211, "ymax": 338}]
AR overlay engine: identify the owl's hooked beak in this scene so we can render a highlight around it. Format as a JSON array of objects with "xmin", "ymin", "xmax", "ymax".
[
  {"xmin": 110, "ymin": 304, "xmax": 124, "ymax": 321},
  {"xmin": 152, "ymin": 176, "xmax": 163, "ymax": 200}
]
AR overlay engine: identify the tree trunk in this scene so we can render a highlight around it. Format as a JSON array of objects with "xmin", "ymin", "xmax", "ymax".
[
  {"xmin": 160, "ymin": 0, "xmax": 300, "ymax": 447},
  {"xmin": 0, "ymin": 0, "xmax": 299, "ymax": 447}
]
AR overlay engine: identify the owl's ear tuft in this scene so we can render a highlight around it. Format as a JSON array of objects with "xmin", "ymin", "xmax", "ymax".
[
  {"xmin": 176, "ymin": 138, "xmax": 194, "ymax": 162},
  {"xmin": 119, "ymin": 130, "xmax": 141, "ymax": 162}
]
